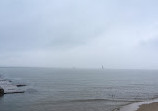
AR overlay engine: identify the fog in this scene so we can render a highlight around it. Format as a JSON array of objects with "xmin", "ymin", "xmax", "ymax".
[{"xmin": 0, "ymin": 0, "xmax": 158, "ymax": 69}]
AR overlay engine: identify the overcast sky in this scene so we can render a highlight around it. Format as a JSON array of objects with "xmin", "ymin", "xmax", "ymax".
[{"xmin": 0, "ymin": 0, "xmax": 158, "ymax": 69}]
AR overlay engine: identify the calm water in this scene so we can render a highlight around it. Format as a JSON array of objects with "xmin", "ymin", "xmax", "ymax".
[{"xmin": 0, "ymin": 68, "xmax": 158, "ymax": 111}]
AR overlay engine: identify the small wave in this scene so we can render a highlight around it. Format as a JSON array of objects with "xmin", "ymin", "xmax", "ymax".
[
  {"xmin": 68, "ymin": 99, "xmax": 140, "ymax": 103},
  {"xmin": 34, "ymin": 98, "xmax": 141, "ymax": 106}
]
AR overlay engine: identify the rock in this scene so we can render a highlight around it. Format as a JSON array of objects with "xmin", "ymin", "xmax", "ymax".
[
  {"xmin": 0, "ymin": 87, "xmax": 4, "ymax": 96},
  {"xmin": 16, "ymin": 84, "xmax": 26, "ymax": 87}
]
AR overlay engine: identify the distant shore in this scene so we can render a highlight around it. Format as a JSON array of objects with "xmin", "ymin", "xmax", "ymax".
[{"xmin": 119, "ymin": 99, "xmax": 158, "ymax": 111}]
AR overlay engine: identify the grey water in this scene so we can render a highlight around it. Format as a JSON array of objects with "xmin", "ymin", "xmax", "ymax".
[{"xmin": 0, "ymin": 67, "xmax": 158, "ymax": 111}]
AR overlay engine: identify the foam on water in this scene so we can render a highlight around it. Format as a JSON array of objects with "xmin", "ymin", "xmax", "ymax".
[{"xmin": 0, "ymin": 76, "xmax": 25, "ymax": 94}]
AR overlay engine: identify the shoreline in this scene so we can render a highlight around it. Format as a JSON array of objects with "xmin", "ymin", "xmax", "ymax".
[{"xmin": 118, "ymin": 98, "xmax": 158, "ymax": 111}]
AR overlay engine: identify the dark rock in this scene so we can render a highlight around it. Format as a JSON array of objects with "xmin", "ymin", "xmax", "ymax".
[
  {"xmin": 4, "ymin": 91, "xmax": 25, "ymax": 94},
  {"xmin": 0, "ymin": 87, "xmax": 4, "ymax": 96},
  {"xmin": 16, "ymin": 84, "xmax": 27, "ymax": 87}
]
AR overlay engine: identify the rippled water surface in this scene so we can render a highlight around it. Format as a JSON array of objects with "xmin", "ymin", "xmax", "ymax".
[{"xmin": 0, "ymin": 68, "xmax": 158, "ymax": 111}]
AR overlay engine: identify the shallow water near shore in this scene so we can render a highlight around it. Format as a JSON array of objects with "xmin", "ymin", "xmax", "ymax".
[{"xmin": 0, "ymin": 67, "xmax": 158, "ymax": 111}]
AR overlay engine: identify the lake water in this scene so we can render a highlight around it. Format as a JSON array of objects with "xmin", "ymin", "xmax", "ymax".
[{"xmin": 0, "ymin": 67, "xmax": 158, "ymax": 111}]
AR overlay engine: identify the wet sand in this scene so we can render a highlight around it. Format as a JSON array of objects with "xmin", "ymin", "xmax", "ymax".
[
  {"xmin": 136, "ymin": 102, "xmax": 158, "ymax": 111},
  {"xmin": 119, "ymin": 99, "xmax": 158, "ymax": 111}
]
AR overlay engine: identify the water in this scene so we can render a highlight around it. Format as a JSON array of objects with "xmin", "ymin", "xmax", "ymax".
[{"xmin": 0, "ymin": 67, "xmax": 158, "ymax": 111}]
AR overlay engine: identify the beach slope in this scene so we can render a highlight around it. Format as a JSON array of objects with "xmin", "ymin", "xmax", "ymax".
[
  {"xmin": 136, "ymin": 102, "xmax": 158, "ymax": 111},
  {"xmin": 119, "ymin": 99, "xmax": 158, "ymax": 111}
]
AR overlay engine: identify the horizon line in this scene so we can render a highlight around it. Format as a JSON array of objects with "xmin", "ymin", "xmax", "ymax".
[{"xmin": 0, "ymin": 66, "xmax": 158, "ymax": 70}]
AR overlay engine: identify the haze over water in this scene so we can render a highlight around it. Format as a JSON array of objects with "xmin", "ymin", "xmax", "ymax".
[{"xmin": 1, "ymin": 67, "xmax": 158, "ymax": 111}]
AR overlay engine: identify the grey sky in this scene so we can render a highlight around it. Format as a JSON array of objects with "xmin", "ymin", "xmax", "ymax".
[{"xmin": 0, "ymin": 0, "xmax": 158, "ymax": 69}]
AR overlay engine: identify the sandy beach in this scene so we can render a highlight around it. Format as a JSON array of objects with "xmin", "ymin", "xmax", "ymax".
[
  {"xmin": 136, "ymin": 102, "xmax": 158, "ymax": 111},
  {"xmin": 119, "ymin": 99, "xmax": 158, "ymax": 111}
]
